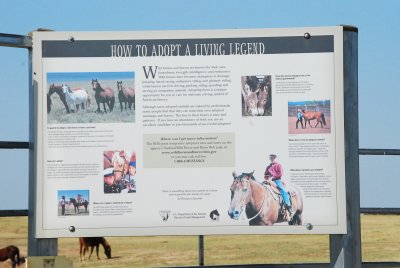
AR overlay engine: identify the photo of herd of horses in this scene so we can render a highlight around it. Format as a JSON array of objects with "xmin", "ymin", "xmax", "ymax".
[{"xmin": 47, "ymin": 76, "xmax": 135, "ymax": 124}]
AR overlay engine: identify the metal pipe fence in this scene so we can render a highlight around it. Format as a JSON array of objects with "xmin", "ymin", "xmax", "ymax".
[{"xmin": 1, "ymin": 31, "xmax": 399, "ymax": 268}]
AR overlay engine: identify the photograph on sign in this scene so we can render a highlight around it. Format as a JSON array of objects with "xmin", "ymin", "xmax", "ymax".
[
  {"xmin": 288, "ymin": 100, "xmax": 331, "ymax": 134},
  {"xmin": 33, "ymin": 27, "xmax": 346, "ymax": 238},
  {"xmin": 241, "ymin": 75, "xmax": 272, "ymax": 117},
  {"xmin": 103, "ymin": 150, "xmax": 137, "ymax": 194},
  {"xmin": 57, "ymin": 190, "xmax": 89, "ymax": 216},
  {"xmin": 47, "ymin": 72, "xmax": 135, "ymax": 123}
]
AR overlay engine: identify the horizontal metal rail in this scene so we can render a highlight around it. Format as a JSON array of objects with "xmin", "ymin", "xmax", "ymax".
[
  {"xmin": 0, "ymin": 141, "xmax": 29, "ymax": 149},
  {"xmin": 178, "ymin": 262, "xmax": 400, "ymax": 268},
  {"xmin": 0, "ymin": 33, "xmax": 32, "ymax": 48},
  {"xmin": 359, "ymin": 149, "xmax": 400, "ymax": 155},
  {"xmin": 0, "ymin": 210, "xmax": 28, "ymax": 217},
  {"xmin": 0, "ymin": 208, "xmax": 397, "ymax": 217},
  {"xmin": 360, "ymin": 207, "xmax": 400, "ymax": 214}
]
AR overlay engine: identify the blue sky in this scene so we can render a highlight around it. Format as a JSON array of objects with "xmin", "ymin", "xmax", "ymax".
[
  {"xmin": 1, "ymin": 0, "xmax": 399, "ymax": 209},
  {"xmin": 47, "ymin": 72, "xmax": 135, "ymax": 83},
  {"xmin": 57, "ymin": 190, "xmax": 89, "ymax": 201}
]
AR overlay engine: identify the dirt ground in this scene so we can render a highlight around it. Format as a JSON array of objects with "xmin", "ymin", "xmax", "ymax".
[{"xmin": 288, "ymin": 116, "xmax": 331, "ymax": 134}]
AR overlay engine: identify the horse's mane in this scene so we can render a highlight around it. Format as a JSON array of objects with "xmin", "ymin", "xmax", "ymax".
[
  {"xmin": 234, "ymin": 172, "xmax": 256, "ymax": 181},
  {"xmin": 246, "ymin": 76, "xmax": 259, "ymax": 90},
  {"xmin": 101, "ymin": 237, "xmax": 110, "ymax": 248},
  {"xmin": 243, "ymin": 172, "xmax": 256, "ymax": 180}
]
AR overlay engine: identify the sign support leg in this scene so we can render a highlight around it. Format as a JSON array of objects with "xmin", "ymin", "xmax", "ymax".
[
  {"xmin": 199, "ymin": 235, "xmax": 204, "ymax": 266},
  {"xmin": 329, "ymin": 26, "xmax": 361, "ymax": 268},
  {"xmin": 28, "ymin": 45, "xmax": 58, "ymax": 256}
]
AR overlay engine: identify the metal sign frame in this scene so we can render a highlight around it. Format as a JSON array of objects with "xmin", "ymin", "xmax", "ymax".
[{"xmin": 0, "ymin": 26, "xmax": 362, "ymax": 267}]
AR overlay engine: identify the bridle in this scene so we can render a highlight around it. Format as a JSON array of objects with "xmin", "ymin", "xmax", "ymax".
[
  {"xmin": 235, "ymin": 174, "xmax": 268, "ymax": 222},
  {"xmin": 246, "ymin": 183, "xmax": 268, "ymax": 222}
]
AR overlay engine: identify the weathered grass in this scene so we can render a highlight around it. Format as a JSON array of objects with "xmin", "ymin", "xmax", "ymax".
[{"xmin": 0, "ymin": 215, "xmax": 398, "ymax": 267}]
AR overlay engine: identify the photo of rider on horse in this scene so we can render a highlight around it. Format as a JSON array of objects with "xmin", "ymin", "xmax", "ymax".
[{"xmin": 263, "ymin": 154, "xmax": 294, "ymax": 221}]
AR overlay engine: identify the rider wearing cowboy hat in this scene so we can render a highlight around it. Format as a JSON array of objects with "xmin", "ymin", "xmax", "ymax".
[{"xmin": 264, "ymin": 153, "xmax": 294, "ymax": 220}]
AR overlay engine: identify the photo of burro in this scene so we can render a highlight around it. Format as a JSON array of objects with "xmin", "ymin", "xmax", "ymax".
[
  {"xmin": 47, "ymin": 71, "xmax": 135, "ymax": 124},
  {"xmin": 228, "ymin": 153, "xmax": 303, "ymax": 226},
  {"xmin": 241, "ymin": 75, "xmax": 272, "ymax": 116}
]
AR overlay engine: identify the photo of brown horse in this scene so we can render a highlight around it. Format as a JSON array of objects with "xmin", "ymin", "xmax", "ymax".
[
  {"xmin": 117, "ymin": 81, "xmax": 135, "ymax": 111},
  {"xmin": 288, "ymin": 101, "xmax": 331, "ymax": 134},
  {"xmin": 302, "ymin": 110, "xmax": 326, "ymax": 128},
  {"xmin": 228, "ymin": 172, "xmax": 303, "ymax": 226},
  {"xmin": 91, "ymin": 79, "xmax": 115, "ymax": 113}
]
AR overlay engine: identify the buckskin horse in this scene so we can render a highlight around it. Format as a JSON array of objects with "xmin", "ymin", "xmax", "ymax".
[
  {"xmin": 79, "ymin": 237, "xmax": 111, "ymax": 261},
  {"xmin": 302, "ymin": 110, "xmax": 326, "ymax": 128},
  {"xmin": 228, "ymin": 171, "xmax": 303, "ymax": 226},
  {"xmin": 0, "ymin": 245, "xmax": 21, "ymax": 268},
  {"xmin": 91, "ymin": 79, "xmax": 115, "ymax": 113}
]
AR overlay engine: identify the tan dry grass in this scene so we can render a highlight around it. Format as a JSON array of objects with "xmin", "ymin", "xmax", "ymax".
[{"xmin": 0, "ymin": 215, "xmax": 399, "ymax": 267}]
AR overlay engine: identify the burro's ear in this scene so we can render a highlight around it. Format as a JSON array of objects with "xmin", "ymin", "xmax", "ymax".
[{"xmin": 232, "ymin": 171, "xmax": 237, "ymax": 178}]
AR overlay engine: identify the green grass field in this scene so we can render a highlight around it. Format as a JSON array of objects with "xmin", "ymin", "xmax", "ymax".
[{"xmin": 0, "ymin": 214, "xmax": 399, "ymax": 267}]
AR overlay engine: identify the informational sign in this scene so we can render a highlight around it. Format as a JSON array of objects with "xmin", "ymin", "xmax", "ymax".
[{"xmin": 33, "ymin": 27, "xmax": 346, "ymax": 238}]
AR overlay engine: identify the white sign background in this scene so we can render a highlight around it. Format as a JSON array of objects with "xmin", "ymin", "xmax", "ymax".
[{"xmin": 33, "ymin": 27, "xmax": 345, "ymax": 238}]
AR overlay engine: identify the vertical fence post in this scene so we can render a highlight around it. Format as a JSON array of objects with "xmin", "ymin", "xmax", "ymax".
[
  {"xmin": 329, "ymin": 26, "xmax": 361, "ymax": 268},
  {"xmin": 27, "ymin": 36, "xmax": 58, "ymax": 256},
  {"xmin": 199, "ymin": 235, "xmax": 204, "ymax": 266}
]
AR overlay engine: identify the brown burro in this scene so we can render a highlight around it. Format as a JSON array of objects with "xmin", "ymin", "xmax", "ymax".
[
  {"xmin": 0, "ymin": 245, "xmax": 23, "ymax": 268},
  {"xmin": 79, "ymin": 237, "xmax": 111, "ymax": 261}
]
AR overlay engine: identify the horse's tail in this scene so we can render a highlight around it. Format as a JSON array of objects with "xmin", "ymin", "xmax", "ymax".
[
  {"xmin": 15, "ymin": 246, "xmax": 20, "ymax": 265},
  {"xmin": 321, "ymin": 113, "xmax": 326, "ymax": 125}
]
